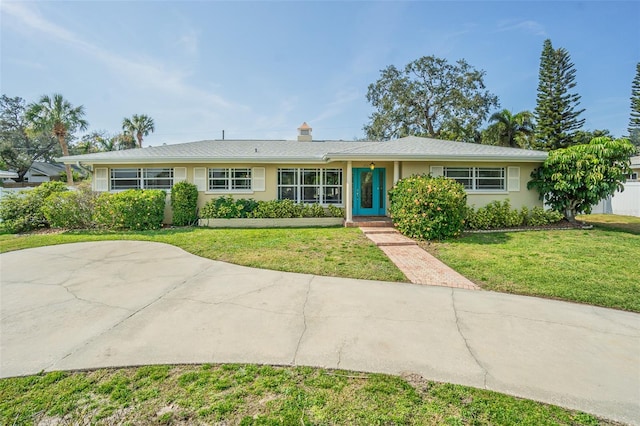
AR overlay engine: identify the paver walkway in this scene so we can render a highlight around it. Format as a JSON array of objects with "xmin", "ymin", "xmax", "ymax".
[{"xmin": 360, "ymin": 226, "xmax": 480, "ymax": 290}]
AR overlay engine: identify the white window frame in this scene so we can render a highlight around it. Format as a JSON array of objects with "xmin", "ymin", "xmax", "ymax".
[
  {"xmin": 207, "ymin": 167, "xmax": 253, "ymax": 193},
  {"xmin": 277, "ymin": 168, "xmax": 343, "ymax": 205},
  {"xmin": 109, "ymin": 168, "xmax": 174, "ymax": 191},
  {"xmin": 444, "ymin": 167, "xmax": 506, "ymax": 192}
]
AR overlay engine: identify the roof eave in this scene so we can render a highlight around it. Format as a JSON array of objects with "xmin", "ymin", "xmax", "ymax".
[
  {"xmin": 57, "ymin": 156, "xmax": 331, "ymax": 165},
  {"xmin": 327, "ymin": 154, "xmax": 547, "ymax": 162}
]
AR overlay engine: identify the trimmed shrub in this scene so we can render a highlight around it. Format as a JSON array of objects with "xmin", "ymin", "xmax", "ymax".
[
  {"xmin": 465, "ymin": 200, "xmax": 524, "ymax": 230},
  {"xmin": 171, "ymin": 181, "xmax": 199, "ymax": 226},
  {"xmin": 200, "ymin": 196, "xmax": 338, "ymax": 219},
  {"xmin": 328, "ymin": 205, "xmax": 345, "ymax": 218},
  {"xmin": 302, "ymin": 204, "xmax": 327, "ymax": 218},
  {"xmin": 94, "ymin": 189, "xmax": 166, "ymax": 230},
  {"xmin": 41, "ymin": 183, "xmax": 96, "ymax": 229},
  {"xmin": 200, "ymin": 196, "xmax": 257, "ymax": 219},
  {"xmin": 388, "ymin": 174, "xmax": 467, "ymax": 240},
  {"xmin": 250, "ymin": 199, "xmax": 303, "ymax": 218},
  {"xmin": 526, "ymin": 207, "xmax": 564, "ymax": 226},
  {"xmin": 0, "ymin": 181, "xmax": 68, "ymax": 233},
  {"xmin": 465, "ymin": 201, "xmax": 564, "ymax": 230}
]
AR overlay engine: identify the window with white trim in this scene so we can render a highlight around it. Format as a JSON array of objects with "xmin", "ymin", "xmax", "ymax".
[
  {"xmin": 208, "ymin": 168, "xmax": 252, "ymax": 191},
  {"xmin": 277, "ymin": 168, "xmax": 342, "ymax": 204},
  {"xmin": 110, "ymin": 168, "xmax": 174, "ymax": 190},
  {"xmin": 444, "ymin": 167, "xmax": 505, "ymax": 191}
]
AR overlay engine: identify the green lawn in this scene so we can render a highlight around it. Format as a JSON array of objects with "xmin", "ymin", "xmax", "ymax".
[
  {"xmin": 0, "ymin": 364, "xmax": 613, "ymax": 426},
  {"xmin": 0, "ymin": 227, "xmax": 407, "ymax": 283},
  {"xmin": 578, "ymin": 213, "xmax": 640, "ymax": 234},
  {"xmin": 426, "ymin": 226, "xmax": 640, "ymax": 312}
]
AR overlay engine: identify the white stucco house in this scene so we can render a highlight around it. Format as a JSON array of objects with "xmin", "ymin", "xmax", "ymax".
[{"xmin": 58, "ymin": 123, "xmax": 549, "ymax": 225}]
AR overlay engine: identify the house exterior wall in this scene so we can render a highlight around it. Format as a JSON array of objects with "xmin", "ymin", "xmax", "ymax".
[
  {"xmin": 400, "ymin": 161, "xmax": 542, "ymax": 209},
  {"xmin": 93, "ymin": 159, "xmax": 543, "ymax": 223}
]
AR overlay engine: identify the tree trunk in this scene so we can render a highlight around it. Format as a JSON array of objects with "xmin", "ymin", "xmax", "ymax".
[
  {"xmin": 564, "ymin": 207, "xmax": 576, "ymax": 224},
  {"xmin": 137, "ymin": 133, "xmax": 143, "ymax": 148},
  {"xmin": 57, "ymin": 135, "xmax": 74, "ymax": 186}
]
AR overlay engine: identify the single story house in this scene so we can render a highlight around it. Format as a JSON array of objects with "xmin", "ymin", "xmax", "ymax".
[
  {"xmin": 23, "ymin": 162, "xmax": 86, "ymax": 183},
  {"xmin": 58, "ymin": 123, "xmax": 549, "ymax": 224},
  {"xmin": 0, "ymin": 170, "xmax": 19, "ymax": 180}
]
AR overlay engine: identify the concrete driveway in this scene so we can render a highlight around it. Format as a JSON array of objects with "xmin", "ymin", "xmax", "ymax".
[{"xmin": 1, "ymin": 241, "xmax": 639, "ymax": 425}]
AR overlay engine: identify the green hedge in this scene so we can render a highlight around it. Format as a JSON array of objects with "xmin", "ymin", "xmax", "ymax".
[
  {"xmin": 94, "ymin": 189, "xmax": 166, "ymax": 230},
  {"xmin": 388, "ymin": 174, "xmax": 467, "ymax": 240},
  {"xmin": 171, "ymin": 181, "xmax": 199, "ymax": 226},
  {"xmin": 0, "ymin": 181, "xmax": 68, "ymax": 233},
  {"xmin": 41, "ymin": 183, "xmax": 96, "ymax": 229},
  {"xmin": 465, "ymin": 200, "xmax": 564, "ymax": 230},
  {"xmin": 200, "ymin": 196, "xmax": 343, "ymax": 219}
]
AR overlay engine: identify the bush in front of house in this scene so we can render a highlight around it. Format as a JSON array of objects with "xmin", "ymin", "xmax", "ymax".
[
  {"xmin": 465, "ymin": 200, "xmax": 524, "ymax": 230},
  {"xmin": 465, "ymin": 200, "xmax": 564, "ymax": 230},
  {"xmin": 170, "ymin": 181, "xmax": 199, "ymax": 226},
  {"xmin": 388, "ymin": 174, "xmax": 467, "ymax": 240},
  {"xmin": 41, "ymin": 182, "xmax": 96, "ymax": 229},
  {"xmin": 93, "ymin": 189, "xmax": 166, "ymax": 230},
  {"xmin": 200, "ymin": 195, "xmax": 258, "ymax": 219},
  {"xmin": 526, "ymin": 206, "xmax": 564, "ymax": 226},
  {"xmin": 200, "ymin": 196, "xmax": 344, "ymax": 219},
  {"xmin": 328, "ymin": 205, "xmax": 345, "ymax": 218},
  {"xmin": 0, "ymin": 181, "xmax": 68, "ymax": 233}
]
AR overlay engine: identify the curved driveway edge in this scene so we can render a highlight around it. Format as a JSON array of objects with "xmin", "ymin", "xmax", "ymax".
[{"xmin": 1, "ymin": 241, "xmax": 639, "ymax": 425}]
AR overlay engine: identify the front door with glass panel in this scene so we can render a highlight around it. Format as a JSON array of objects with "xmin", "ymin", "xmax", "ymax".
[{"xmin": 353, "ymin": 168, "xmax": 386, "ymax": 216}]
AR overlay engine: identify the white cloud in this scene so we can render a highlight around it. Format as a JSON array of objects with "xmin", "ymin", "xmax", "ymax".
[
  {"xmin": 496, "ymin": 20, "xmax": 547, "ymax": 37},
  {"xmin": 1, "ymin": 2, "xmax": 241, "ymax": 111},
  {"xmin": 311, "ymin": 89, "xmax": 361, "ymax": 124},
  {"xmin": 174, "ymin": 29, "xmax": 199, "ymax": 56}
]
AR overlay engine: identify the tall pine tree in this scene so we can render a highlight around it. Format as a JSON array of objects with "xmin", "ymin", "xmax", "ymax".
[
  {"xmin": 628, "ymin": 63, "xmax": 640, "ymax": 149},
  {"xmin": 534, "ymin": 39, "xmax": 585, "ymax": 150}
]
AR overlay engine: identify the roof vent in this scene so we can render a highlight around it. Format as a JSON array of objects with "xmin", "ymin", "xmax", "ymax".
[{"xmin": 297, "ymin": 122, "xmax": 312, "ymax": 142}]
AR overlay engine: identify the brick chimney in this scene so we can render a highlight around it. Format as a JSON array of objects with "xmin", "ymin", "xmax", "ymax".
[{"xmin": 297, "ymin": 122, "xmax": 312, "ymax": 142}]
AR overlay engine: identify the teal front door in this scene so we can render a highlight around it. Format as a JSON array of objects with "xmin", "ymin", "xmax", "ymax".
[{"xmin": 353, "ymin": 168, "xmax": 386, "ymax": 216}]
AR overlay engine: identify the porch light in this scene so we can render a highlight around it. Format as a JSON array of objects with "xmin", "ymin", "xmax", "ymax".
[{"xmin": 369, "ymin": 162, "xmax": 375, "ymax": 170}]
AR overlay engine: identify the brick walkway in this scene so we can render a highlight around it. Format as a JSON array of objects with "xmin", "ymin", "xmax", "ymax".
[{"xmin": 360, "ymin": 227, "xmax": 480, "ymax": 290}]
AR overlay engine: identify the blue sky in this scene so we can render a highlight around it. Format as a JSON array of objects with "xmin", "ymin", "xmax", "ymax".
[{"xmin": 1, "ymin": 1, "xmax": 639, "ymax": 146}]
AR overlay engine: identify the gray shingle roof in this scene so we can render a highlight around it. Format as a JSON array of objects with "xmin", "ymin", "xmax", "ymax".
[{"xmin": 58, "ymin": 136, "xmax": 548, "ymax": 164}]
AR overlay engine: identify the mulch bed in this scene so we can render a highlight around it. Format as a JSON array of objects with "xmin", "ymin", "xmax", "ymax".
[{"xmin": 463, "ymin": 219, "xmax": 591, "ymax": 234}]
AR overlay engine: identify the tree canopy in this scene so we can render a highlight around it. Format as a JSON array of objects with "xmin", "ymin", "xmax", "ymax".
[
  {"xmin": 482, "ymin": 109, "xmax": 535, "ymax": 148},
  {"xmin": 628, "ymin": 62, "xmax": 640, "ymax": 150},
  {"xmin": 364, "ymin": 56, "xmax": 499, "ymax": 142},
  {"xmin": 0, "ymin": 95, "xmax": 58, "ymax": 181},
  {"xmin": 25, "ymin": 94, "xmax": 88, "ymax": 185},
  {"xmin": 527, "ymin": 137, "xmax": 635, "ymax": 223},
  {"xmin": 533, "ymin": 39, "xmax": 585, "ymax": 151},
  {"xmin": 122, "ymin": 114, "xmax": 155, "ymax": 148}
]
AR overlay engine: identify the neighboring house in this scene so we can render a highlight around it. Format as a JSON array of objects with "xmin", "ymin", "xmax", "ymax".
[
  {"xmin": 58, "ymin": 123, "xmax": 549, "ymax": 224},
  {"xmin": 0, "ymin": 170, "xmax": 19, "ymax": 180},
  {"xmin": 592, "ymin": 155, "xmax": 640, "ymax": 217},
  {"xmin": 23, "ymin": 162, "xmax": 85, "ymax": 183}
]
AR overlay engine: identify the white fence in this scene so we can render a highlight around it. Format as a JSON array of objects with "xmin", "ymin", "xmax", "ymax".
[{"xmin": 592, "ymin": 182, "xmax": 640, "ymax": 217}]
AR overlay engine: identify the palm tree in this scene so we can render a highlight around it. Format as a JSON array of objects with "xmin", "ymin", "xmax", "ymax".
[
  {"xmin": 122, "ymin": 114, "xmax": 155, "ymax": 148},
  {"xmin": 485, "ymin": 109, "xmax": 535, "ymax": 148},
  {"xmin": 25, "ymin": 94, "xmax": 89, "ymax": 185}
]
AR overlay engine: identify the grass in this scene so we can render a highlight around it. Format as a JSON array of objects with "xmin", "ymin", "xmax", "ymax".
[
  {"xmin": 426, "ymin": 226, "xmax": 640, "ymax": 312},
  {"xmin": 0, "ymin": 364, "xmax": 614, "ymax": 425},
  {"xmin": 577, "ymin": 214, "xmax": 640, "ymax": 234},
  {"xmin": 0, "ymin": 227, "xmax": 407, "ymax": 283}
]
